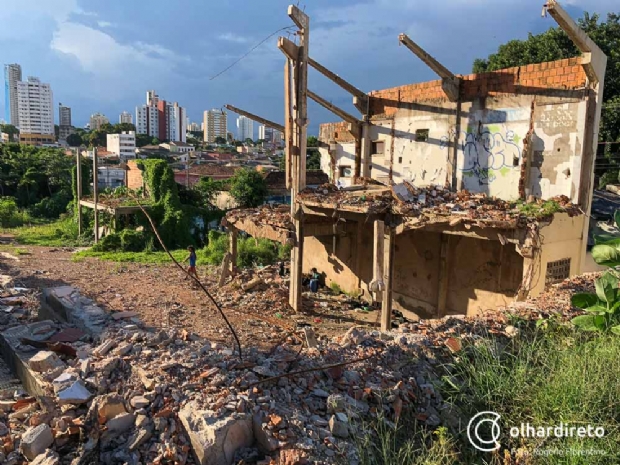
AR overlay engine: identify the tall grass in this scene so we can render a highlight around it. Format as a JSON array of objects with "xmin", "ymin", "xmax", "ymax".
[
  {"xmin": 443, "ymin": 325, "xmax": 620, "ymax": 464},
  {"xmin": 7, "ymin": 216, "xmax": 87, "ymax": 247}
]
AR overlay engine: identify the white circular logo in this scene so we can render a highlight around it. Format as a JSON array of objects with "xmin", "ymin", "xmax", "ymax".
[{"xmin": 467, "ymin": 411, "xmax": 501, "ymax": 452}]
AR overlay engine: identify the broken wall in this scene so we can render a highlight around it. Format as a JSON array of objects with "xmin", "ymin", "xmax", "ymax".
[
  {"xmin": 319, "ymin": 58, "xmax": 589, "ymax": 202},
  {"xmin": 302, "ymin": 216, "xmax": 525, "ymax": 318}
]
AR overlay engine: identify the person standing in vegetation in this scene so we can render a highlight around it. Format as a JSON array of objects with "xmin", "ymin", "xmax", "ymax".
[{"xmin": 184, "ymin": 246, "xmax": 198, "ymax": 281}]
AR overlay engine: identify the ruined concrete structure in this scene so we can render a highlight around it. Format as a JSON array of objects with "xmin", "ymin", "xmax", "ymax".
[{"xmin": 226, "ymin": 1, "xmax": 607, "ymax": 326}]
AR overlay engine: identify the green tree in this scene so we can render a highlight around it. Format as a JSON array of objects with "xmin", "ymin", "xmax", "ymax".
[
  {"xmin": 307, "ymin": 150, "xmax": 321, "ymax": 170},
  {"xmin": 214, "ymin": 136, "xmax": 227, "ymax": 145},
  {"xmin": 244, "ymin": 138, "xmax": 254, "ymax": 146},
  {"xmin": 307, "ymin": 135, "xmax": 318, "ymax": 147},
  {"xmin": 0, "ymin": 124, "xmax": 19, "ymax": 142},
  {"xmin": 473, "ymin": 12, "xmax": 620, "ymax": 144},
  {"xmin": 229, "ymin": 168, "xmax": 268, "ymax": 208},
  {"xmin": 194, "ymin": 177, "xmax": 226, "ymax": 209},
  {"xmin": 88, "ymin": 130, "xmax": 107, "ymax": 147},
  {"xmin": 151, "ymin": 137, "xmax": 161, "ymax": 145},
  {"xmin": 66, "ymin": 133, "xmax": 83, "ymax": 147},
  {"xmin": 113, "ymin": 123, "xmax": 136, "ymax": 133},
  {"xmin": 135, "ymin": 134, "xmax": 152, "ymax": 147}
]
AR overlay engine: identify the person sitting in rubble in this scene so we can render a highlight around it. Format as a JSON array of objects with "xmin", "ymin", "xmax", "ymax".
[
  {"xmin": 309, "ymin": 267, "xmax": 320, "ymax": 293},
  {"xmin": 184, "ymin": 246, "xmax": 199, "ymax": 281}
]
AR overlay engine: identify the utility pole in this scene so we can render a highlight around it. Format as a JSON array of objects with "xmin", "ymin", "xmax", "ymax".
[
  {"xmin": 75, "ymin": 148, "xmax": 82, "ymax": 236},
  {"xmin": 93, "ymin": 146, "xmax": 99, "ymax": 243}
]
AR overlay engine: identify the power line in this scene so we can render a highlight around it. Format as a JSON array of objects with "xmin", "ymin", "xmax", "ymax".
[{"xmin": 209, "ymin": 25, "xmax": 296, "ymax": 81}]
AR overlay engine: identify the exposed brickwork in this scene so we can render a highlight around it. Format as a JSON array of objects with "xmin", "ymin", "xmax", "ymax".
[
  {"xmin": 367, "ymin": 57, "xmax": 587, "ymax": 117},
  {"xmin": 126, "ymin": 160, "xmax": 144, "ymax": 190},
  {"xmin": 318, "ymin": 121, "xmax": 356, "ymax": 143}
]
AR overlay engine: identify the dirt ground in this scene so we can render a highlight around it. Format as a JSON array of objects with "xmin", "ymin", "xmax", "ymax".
[{"xmin": 0, "ymin": 242, "xmax": 381, "ymax": 351}]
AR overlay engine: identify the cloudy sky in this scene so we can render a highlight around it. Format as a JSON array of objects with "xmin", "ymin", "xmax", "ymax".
[{"xmin": 1, "ymin": 0, "xmax": 616, "ymax": 136}]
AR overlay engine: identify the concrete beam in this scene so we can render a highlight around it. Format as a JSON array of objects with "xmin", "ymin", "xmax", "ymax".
[
  {"xmin": 288, "ymin": 4, "xmax": 309, "ymax": 30},
  {"xmin": 371, "ymin": 220, "xmax": 385, "ymax": 302},
  {"xmin": 545, "ymin": 1, "xmax": 606, "ymax": 84},
  {"xmin": 398, "ymin": 33, "xmax": 461, "ymax": 101},
  {"xmin": 278, "ymin": 37, "xmax": 299, "ymax": 62},
  {"xmin": 307, "ymin": 90, "xmax": 363, "ymax": 130},
  {"xmin": 224, "ymin": 105, "xmax": 284, "ymax": 133},
  {"xmin": 308, "ymin": 57, "xmax": 369, "ymax": 111}
]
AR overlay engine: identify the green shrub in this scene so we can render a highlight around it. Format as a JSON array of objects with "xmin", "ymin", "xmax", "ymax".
[
  {"xmin": 202, "ymin": 230, "xmax": 288, "ymax": 268},
  {"xmin": 30, "ymin": 189, "xmax": 72, "ymax": 218},
  {"xmin": 120, "ymin": 229, "xmax": 146, "ymax": 252},
  {"xmin": 0, "ymin": 197, "xmax": 21, "ymax": 227},
  {"xmin": 203, "ymin": 231, "xmax": 228, "ymax": 265},
  {"xmin": 93, "ymin": 234, "xmax": 122, "ymax": 252}
]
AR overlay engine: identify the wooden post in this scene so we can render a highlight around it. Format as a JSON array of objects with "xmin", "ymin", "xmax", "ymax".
[
  {"xmin": 92, "ymin": 147, "xmax": 99, "ymax": 243},
  {"xmin": 437, "ymin": 234, "xmax": 450, "ymax": 317},
  {"xmin": 381, "ymin": 227, "xmax": 394, "ymax": 332},
  {"xmin": 219, "ymin": 253, "xmax": 231, "ymax": 287},
  {"xmin": 75, "ymin": 149, "xmax": 82, "ymax": 236},
  {"xmin": 229, "ymin": 227, "xmax": 238, "ymax": 275},
  {"xmin": 371, "ymin": 220, "xmax": 385, "ymax": 302}
]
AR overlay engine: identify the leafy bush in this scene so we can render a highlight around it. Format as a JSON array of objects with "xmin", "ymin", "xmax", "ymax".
[
  {"xmin": 202, "ymin": 230, "xmax": 288, "ymax": 268},
  {"xmin": 229, "ymin": 168, "xmax": 268, "ymax": 208},
  {"xmin": 92, "ymin": 229, "xmax": 147, "ymax": 253},
  {"xmin": 0, "ymin": 197, "xmax": 23, "ymax": 227},
  {"xmin": 30, "ymin": 189, "xmax": 72, "ymax": 218},
  {"xmin": 92, "ymin": 234, "xmax": 122, "ymax": 252},
  {"xmin": 572, "ymin": 209, "xmax": 620, "ymax": 333}
]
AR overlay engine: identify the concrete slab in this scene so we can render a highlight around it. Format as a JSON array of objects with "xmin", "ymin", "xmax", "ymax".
[
  {"xmin": 0, "ymin": 321, "xmax": 58, "ymax": 397},
  {"xmin": 40, "ymin": 287, "xmax": 108, "ymax": 337},
  {"xmin": 0, "ymin": 356, "xmax": 23, "ymax": 397},
  {"xmin": 179, "ymin": 402, "xmax": 254, "ymax": 465}
]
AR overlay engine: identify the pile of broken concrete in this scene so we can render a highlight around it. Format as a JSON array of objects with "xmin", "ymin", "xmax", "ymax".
[{"xmin": 0, "ymin": 285, "xmax": 463, "ymax": 465}]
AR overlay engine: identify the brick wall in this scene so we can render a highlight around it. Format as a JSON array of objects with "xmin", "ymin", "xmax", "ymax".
[
  {"xmin": 318, "ymin": 121, "xmax": 357, "ymax": 143},
  {"xmin": 126, "ymin": 160, "xmax": 144, "ymax": 190},
  {"xmin": 368, "ymin": 57, "xmax": 587, "ymax": 117}
]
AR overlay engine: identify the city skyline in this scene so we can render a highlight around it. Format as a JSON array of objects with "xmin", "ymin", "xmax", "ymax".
[{"xmin": 0, "ymin": 1, "xmax": 616, "ymax": 136}]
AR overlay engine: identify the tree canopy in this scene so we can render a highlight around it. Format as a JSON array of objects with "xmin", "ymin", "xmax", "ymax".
[
  {"xmin": 87, "ymin": 123, "xmax": 138, "ymax": 147},
  {"xmin": 0, "ymin": 124, "xmax": 19, "ymax": 142},
  {"xmin": 66, "ymin": 133, "xmax": 83, "ymax": 147},
  {"xmin": 229, "ymin": 168, "xmax": 268, "ymax": 208},
  {"xmin": 214, "ymin": 136, "xmax": 227, "ymax": 145},
  {"xmin": 473, "ymin": 12, "xmax": 620, "ymax": 145}
]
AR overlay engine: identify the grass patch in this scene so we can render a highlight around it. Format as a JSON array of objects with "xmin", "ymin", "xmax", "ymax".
[
  {"xmin": 442, "ymin": 324, "xmax": 620, "ymax": 464},
  {"xmin": 5, "ymin": 217, "xmax": 87, "ymax": 247},
  {"xmin": 73, "ymin": 248, "xmax": 210, "ymax": 265},
  {"xmin": 352, "ymin": 415, "xmax": 459, "ymax": 465},
  {"xmin": 516, "ymin": 199, "xmax": 563, "ymax": 219}
]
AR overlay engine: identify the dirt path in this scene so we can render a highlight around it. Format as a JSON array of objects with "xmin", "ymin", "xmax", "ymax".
[{"xmin": 0, "ymin": 244, "xmax": 380, "ymax": 351}]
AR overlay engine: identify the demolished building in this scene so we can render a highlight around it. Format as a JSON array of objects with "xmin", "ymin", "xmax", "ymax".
[{"xmin": 225, "ymin": 1, "xmax": 606, "ymax": 326}]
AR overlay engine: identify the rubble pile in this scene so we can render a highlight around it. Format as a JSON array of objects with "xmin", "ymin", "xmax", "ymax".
[
  {"xmin": 225, "ymin": 206, "xmax": 294, "ymax": 231},
  {"xmin": 0, "ymin": 284, "xmax": 465, "ymax": 465},
  {"xmin": 298, "ymin": 182, "xmax": 580, "ymax": 224}
]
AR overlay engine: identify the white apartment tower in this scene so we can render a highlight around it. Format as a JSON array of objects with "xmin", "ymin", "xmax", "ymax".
[
  {"xmin": 119, "ymin": 111, "xmax": 133, "ymax": 124},
  {"xmin": 236, "ymin": 115, "xmax": 253, "ymax": 141},
  {"xmin": 203, "ymin": 109, "xmax": 228, "ymax": 143},
  {"xmin": 4, "ymin": 64, "xmax": 22, "ymax": 126},
  {"xmin": 258, "ymin": 125, "xmax": 265, "ymax": 140},
  {"xmin": 107, "ymin": 131, "xmax": 136, "ymax": 162},
  {"xmin": 16, "ymin": 77, "xmax": 54, "ymax": 135},
  {"xmin": 89, "ymin": 113, "xmax": 109, "ymax": 130}
]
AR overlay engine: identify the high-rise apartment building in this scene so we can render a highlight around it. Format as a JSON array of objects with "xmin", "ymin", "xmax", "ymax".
[
  {"xmin": 58, "ymin": 103, "xmax": 73, "ymax": 141},
  {"xmin": 258, "ymin": 125, "xmax": 265, "ymax": 141},
  {"xmin": 236, "ymin": 116, "xmax": 253, "ymax": 142},
  {"xmin": 135, "ymin": 90, "xmax": 186, "ymax": 142},
  {"xmin": 107, "ymin": 131, "xmax": 136, "ymax": 162},
  {"xmin": 119, "ymin": 111, "xmax": 133, "ymax": 125},
  {"xmin": 4, "ymin": 64, "xmax": 21, "ymax": 125},
  {"xmin": 203, "ymin": 109, "xmax": 228, "ymax": 143},
  {"xmin": 16, "ymin": 76, "xmax": 54, "ymax": 136},
  {"xmin": 58, "ymin": 104, "xmax": 71, "ymax": 126},
  {"xmin": 90, "ymin": 113, "xmax": 109, "ymax": 130}
]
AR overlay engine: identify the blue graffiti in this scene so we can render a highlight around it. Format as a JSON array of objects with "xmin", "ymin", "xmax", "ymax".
[{"xmin": 441, "ymin": 128, "xmax": 522, "ymax": 185}]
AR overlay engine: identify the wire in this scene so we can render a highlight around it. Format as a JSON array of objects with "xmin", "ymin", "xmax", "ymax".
[{"xmin": 209, "ymin": 25, "xmax": 297, "ymax": 81}]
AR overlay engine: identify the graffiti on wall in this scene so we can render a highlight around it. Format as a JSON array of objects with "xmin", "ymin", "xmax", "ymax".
[{"xmin": 441, "ymin": 125, "xmax": 523, "ymax": 185}]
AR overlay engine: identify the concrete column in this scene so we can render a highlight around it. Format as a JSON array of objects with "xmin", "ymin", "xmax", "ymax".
[
  {"xmin": 289, "ymin": 209, "xmax": 304, "ymax": 311},
  {"xmin": 361, "ymin": 123, "xmax": 371, "ymax": 178},
  {"xmin": 381, "ymin": 228, "xmax": 394, "ymax": 332},
  {"xmin": 371, "ymin": 220, "xmax": 385, "ymax": 302},
  {"xmin": 229, "ymin": 228, "xmax": 238, "ymax": 275}
]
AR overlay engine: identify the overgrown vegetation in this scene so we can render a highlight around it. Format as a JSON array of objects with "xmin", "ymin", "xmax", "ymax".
[
  {"xmin": 229, "ymin": 168, "xmax": 268, "ymax": 208},
  {"xmin": 203, "ymin": 230, "xmax": 290, "ymax": 268},
  {"xmin": 443, "ymin": 323, "xmax": 620, "ymax": 464},
  {"xmin": 9, "ymin": 217, "xmax": 87, "ymax": 247},
  {"xmin": 516, "ymin": 199, "xmax": 564, "ymax": 219},
  {"xmin": 571, "ymin": 209, "xmax": 620, "ymax": 333}
]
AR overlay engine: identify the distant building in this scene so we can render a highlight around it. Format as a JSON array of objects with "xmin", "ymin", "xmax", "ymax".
[
  {"xmin": 119, "ymin": 111, "xmax": 133, "ymax": 125},
  {"xmin": 4, "ymin": 63, "xmax": 22, "ymax": 126},
  {"xmin": 98, "ymin": 166, "xmax": 126, "ymax": 189},
  {"xmin": 258, "ymin": 125, "xmax": 266, "ymax": 140},
  {"xmin": 17, "ymin": 76, "xmax": 54, "ymax": 141},
  {"xmin": 236, "ymin": 116, "xmax": 253, "ymax": 141},
  {"xmin": 107, "ymin": 131, "xmax": 136, "ymax": 162},
  {"xmin": 188, "ymin": 122, "xmax": 200, "ymax": 132},
  {"xmin": 203, "ymin": 109, "xmax": 228, "ymax": 143},
  {"xmin": 159, "ymin": 141, "xmax": 195, "ymax": 154},
  {"xmin": 90, "ymin": 113, "xmax": 109, "ymax": 131},
  {"xmin": 135, "ymin": 90, "xmax": 186, "ymax": 142},
  {"xmin": 58, "ymin": 104, "xmax": 73, "ymax": 141}
]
